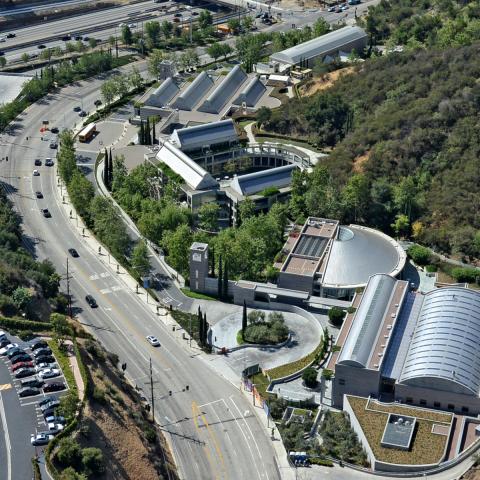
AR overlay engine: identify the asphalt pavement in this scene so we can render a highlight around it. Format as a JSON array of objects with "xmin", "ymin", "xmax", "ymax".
[{"xmin": 0, "ymin": 61, "xmax": 281, "ymax": 480}]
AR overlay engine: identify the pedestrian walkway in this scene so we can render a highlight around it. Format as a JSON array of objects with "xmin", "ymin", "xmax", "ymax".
[{"xmin": 64, "ymin": 340, "xmax": 85, "ymax": 402}]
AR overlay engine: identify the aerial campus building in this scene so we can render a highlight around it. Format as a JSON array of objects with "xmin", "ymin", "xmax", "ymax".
[
  {"xmin": 270, "ymin": 25, "xmax": 368, "ymax": 68},
  {"xmin": 330, "ymin": 274, "xmax": 480, "ymax": 415}
]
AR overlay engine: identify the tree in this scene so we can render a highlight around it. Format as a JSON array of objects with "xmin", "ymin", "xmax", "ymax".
[
  {"xmin": 100, "ymin": 79, "xmax": 116, "ymax": 105},
  {"xmin": 220, "ymin": 43, "xmax": 233, "ymax": 60},
  {"xmin": 145, "ymin": 117, "xmax": 151, "ymax": 145},
  {"xmin": 108, "ymin": 149, "xmax": 113, "ymax": 187},
  {"xmin": 256, "ymin": 106, "xmax": 271, "ymax": 127},
  {"xmin": 237, "ymin": 197, "xmax": 255, "ymax": 224},
  {"xmin": 88, "ymin": 38, "xmax": 97, "ymax": 49},
  {"xmin": 128, "ymin": 66, "xmax": 143, "ymax": 90},
  {"xmin": 391, "ymin": 213, "xmax": 410, "ymax": 238},
  {"xmin": 228, "ymin": 18, "xmax": 241, "ymax": 34},
  {"xmin": 56, "ymin": 437, "xmax": 82, "ymax": 467},
  {"xmin": 68, "ymin": 170, "xmax": 95, "ymax": 221},
  {"xmin": 112, "ymin": 154, "xmax": 128, "ymax": 192},
  {"xmin": 0, "ymin": 57, "xmax": 6, "ymax": 68},
  {"xmin": 302, "ymin": 367, "xmax": 318, "ymax": 388},
  {"xmin": 51, "ymin": 313, "xmax": 71, "ymax": 344},
  {"xmin": 131, "ymin": 240, "xmax": 151, "ymax": 277},
  {"xmin": 161, "ymin": 20, "xmax": 173, "ymax": 39},
  {"xmin": 21, "ymin": 52, "xmax": 29, "ymax": 63},
  {"xmin": 161, "ymin": 224, "xmax": 192, "ymax": 276},
  {"xmin": 12, "ymin": 287, "xmax": 32, "ymax": 311},
  {"xmin": 103, "ymin": 151, "xmax": 110, "ymax": 186},
  {"xmin": 151, "ymin": 116, "xmax": 156, "ymax": 145},
  {"xmin": 59, "ymin": 467, "xmax": 87, "ymax": 480},
  {"xmin": 407, "ymin": 245, "xmax": 432, "ymax": 266},
  {"xmin": 198, "ymin": 306, "xmax": 203, "ymax": 344},
  {"xmin": 247, "ymin": 310, "xmax": 265, "ymax": 324},
  {"xmin": 218, "ymin": 254, "xmax": 223, "ymax": 299},
  {"xmin": 180, "ymin": 48, "xmax": 199, "ymax": 70},
  {"xmin": 145, "ymin": 21, "xmax": 161, "ymax": 49},
  {"xmin": 198, "ymin": 10, "xmax": 213, "ymax": 30},
  {"xmin": 139, "ymin": 120, "xmax": 145, "ymax": 145},
  {"xmin": 328, "ymin": 307, "xmax": 345, "ymax": 327},
  {"xmin": 242, "ymin": 16, "xmax": 254, "ymax": 31},
  {"xmin": 313, "ymin": 18, "xmax": 330, "ymax": 37},
  {"xmin": 81, "ymin": 447, "xmax": 105, "ymax": 476},
  {"xmin": 223, "ymin": 261, "xmax": 229, "ymax": 299},
  {"xmin": 198, "ymin": 203, "xmax": 219, "ymax": 231},
  {"xmin": 58, "ymin": 390, "xmax": 79, "ymax": 420},
  {"xmin": 148, "ymin": 49, "xmax": 164, "ymax": 78},
  {"xmin": 121, "ymin": 25, "xmax": 133, "ymax": 45},
  {"xmin": 206, "ymin": 43, "xmax": 223, "ymax": 63},
  {"xmin": 242, "ymin": 300, "xmax": 247, "ymax": 335}
]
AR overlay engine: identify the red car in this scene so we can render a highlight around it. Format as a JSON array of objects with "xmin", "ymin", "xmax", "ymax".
[{"xmin": 12, "ymin": 361, "xmax": 33, "ymax": 372}]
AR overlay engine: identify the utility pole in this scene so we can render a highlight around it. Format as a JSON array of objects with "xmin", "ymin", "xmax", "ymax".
[{"xmin": 149, "ymin": 357, "xmax": 155, "ymax": 421}]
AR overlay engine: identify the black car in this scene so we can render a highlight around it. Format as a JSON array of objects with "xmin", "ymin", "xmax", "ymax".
[
  {"xmin": 50, "ymin": 127, "xmax": 59, "ymax": 134},
  {"xmin": 11, "ymin": 354, "xmax": 32, "ymax": 365},
  {"xmin": 35, "ymin": 191, "xmax": 43, "ymax": 199},
  {"xmin": 19, "ymin": 387, "xmax": 40, "ymax": 398},
  {"xmin": 15, "ymin": 367, "xmax": 36, "ymax": 378},
  {"xmin": 68, "ymin": 248, "xmax": 79, "ymax": 258},
  {"xmin": 39, "ymin": 396, "xmax": 58, "ymax": 407},
  {"xmin": 35, "ymin": 355, "xmax": 55, "ymax": 365},
  {"xmin": 94, "ymin": 99, "xmax": 102, "ymax": 107},
  {"xmin": 45, "ymin": 158, "xmax": 54, "ymax": 167},
  {"xmin": 31, "ymin": 340, "xmax": 48, "ymax": 351},
  {"xmin": 73, "ymin": 106, "xmax": 81, "ymax": 112},
  {"xmin": 6, "ymin": 33, "xmax": 16, "ymax": 38},
  {"xmin": 174, "ymin": 12, "xmax": 182, "ymax": 17},
  {"xmin": 49, "ymin": 143, "xmax": 58, "ymax": 150},
  {"xmin": 0, "ymin": 51, "xmax": 5, "ymax": 56},
  {"xmin": 0, "ymin": 338, "xmax": 11, "ymax": 348},
  {"xmin": 33, "ymin": 348, "xmax": 52, "ymax": 358},
  {"xmin": 79, "ymin": 110, "xmax": 87, "ymax": 117},
  {"xmin": 43, "ymin": 382, "xmax": 66, "ymax": 393},
  {"xmin": 7, "ymin": 348, "xmax": 24, "ymax": 360},
  {"xmin": 61, "ymin": 35, "xmax": 71, "ymax": 41},
  {"xmin": 41, "ymin": 209, "xmax": 51, "ymax": 218},
  {"xmin": 21, "ymin": 377, "xmax": 44, "ymax": 388},
  {"xmin": 37, "ymin": 44, "xmax": 46, "ymax": 49},
  {"xmin": 34, "ymin": 159, "xmax": 42, "ymax": 166},
  {"xmin": 85, "ymin": 295, "xmax": 97, "ymax": 308},
  {"xmin": 74, "ymin": 35, "xmax": 82, "ymax": 41}
]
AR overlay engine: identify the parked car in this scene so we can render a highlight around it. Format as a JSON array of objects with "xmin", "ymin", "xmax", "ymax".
[
  {"xmin": 94, "ymin": 99, "xmax": 102, "ymax": 107},
  {"xmin": 45, "ymin": 415, "xmax": 65, "ymax": 424},
  {"xmin": 37, "ymin": 44, "xmax": 46, "ymax": 49},
  {"xmin": 15, "ymin": 367, "xmax": 36, "ymax": 378},
  {"xmin": 40, "ymin": 399, "xmax": 60, "ymax": 412},
  {"xmin": 85, "ymin": 295, "xmax": 97, "ymax": 308},
  {"xmin": 43, "ymin": 382, "xmax": 66, "ymax": 393},
  {"xmin": 21, "ymin": 377, "xmax": 44, "ymax": 388},
  {"xmin": 146, "ymin": 335, "xmax": 160, "ymax": 347},
  {"xmin": 34, "ymin": 159, "xmax": 42, "ymax": 166},
  {"xmin": 31, "ymin": 432, "xmax": 54, "ymax": 445},
  {"xmin": 49, "ymin": 142, "xmax": 58, "ymax": 150},
  {"xmin": 35, "ymin": 355, "xmax": 55, "ymax": 365},
  {"xmin": 35, "ymin": 191, "xmax": 43, "ymax": 199},
  {"xmin": 73, "ymin": 106, "xmax": 81, "ymax": 112},
  {"xmin": 41, "ymin": 209, "xmax": 51, "ymax": 218},
  {"xmin": 61, "ymin": 35, "xmax": 71, "ymax": 41},
  {"xmin": 68, "ymin": 248, "xmax": 79, "ymax": 258},
  {"xmin": 6, "ymin": 33, "xmax": 16, "ymax": 38},
  {"xmin": 39, "ymin": 397, "xmax": 58, "ymax": 408},
  {"xmin": 31, "ymin": 340, "xmax": 48, "ymax": 351},
  {"xmin": 11, "ymin": 354, "xmax": 32, "ymax": 365},
  {"xmin": 33, "ymin": 348, "xmax": 52, "ymax": 358},
  {"xmin": 19, "ymin": 386, "xmax": 40, "ymax": 398},
  {"xmin": 39, "ymin": 368, "xmax": 61, "ymax": 379},
  {"xmin": 50, "ymin": 127, "xmax": 59, "ymax": 134},
  {"xmin": 0, "ymin": 331, "xmax": 7, "ymax": 340},
  {"xmin": 45, "ymin": 158, "xmax": 54, "ymax": 166},
  {"xmin": 8, "ymin": 348, "xmax": 25, "ymax": 359},
  {"xmin": 12, "ymin": 361, "xmax": 34, "ymax": 372},
  {"xmin": 0, "ymin": 338, "xmax": 11, "ymax": 348},
  {"xmin": 35, "ymin": 362, "xmax": 57, "ymax": 372},
  {"xmin": 33, "ymin": 169, "xmax": 40, "ymax": 176},
  {"xmin": 0, "ymin": 343, "xmax": 18, "ymax": 355},
  {"xmin": 79, "ymin": 110, "xmax": 87, "ymax": 117},
  {"xmin": 47, "ymin": 423, "xmax": 64, "ymax": 434}
]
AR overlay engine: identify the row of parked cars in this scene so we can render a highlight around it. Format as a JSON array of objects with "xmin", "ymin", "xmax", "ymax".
[
  {"xmin": 31, "ymin": 395, "xmax": 66, "ymax": 446},
  {"xmin": 0, "ymin": 332, "xmax": 66, "ymax": 398}
]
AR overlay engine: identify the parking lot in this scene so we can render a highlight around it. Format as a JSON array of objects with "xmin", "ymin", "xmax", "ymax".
[{"xmin": 0, "ymin": 331, "xmax": 69, "ymax": 479}]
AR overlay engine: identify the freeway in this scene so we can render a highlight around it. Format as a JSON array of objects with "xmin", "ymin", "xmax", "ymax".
[{"xmin": 0, "ymin": 62, "xmax": 281, "ymax": 480}]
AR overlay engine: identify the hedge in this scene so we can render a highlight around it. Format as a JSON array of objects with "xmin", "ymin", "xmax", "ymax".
[{"xmin": 0, "ymin": 316, "xmax": 51, "ymax": 332}]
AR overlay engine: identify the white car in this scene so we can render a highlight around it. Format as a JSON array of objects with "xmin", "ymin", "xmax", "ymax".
[
  {"xmin": 38, "ymin": 368, "xmax": 61, "ymax": 379},
  {"xmin": 146, "ymin": 335, "xmax": 160, "ymax": 347},
  {"xmin": 35, "ymin": 362, "xmax": 57, "ymax": 372},
  {"xmin": 33, "ymin": 169, "xmax": 40, "ymax": 176},
  {"xmin": 0, "ymin": 343, "xmax": 18, "ymax": 356},
  {"xmin": 47, "ymin": 422, "xmax": 64, "ymax": 434},
  {"xmin": 0, "ymin": 37, "xmax": 6, "ymax": 43},
  {"xmin": 30, "ymin": 432, "xmax": 54, "ymax": 446}
]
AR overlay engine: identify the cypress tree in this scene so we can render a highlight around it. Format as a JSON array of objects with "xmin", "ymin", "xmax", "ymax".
[
  {"xmin": 242, "ymin": 300, "xmax": 247, "ymax": 335},
  {"xmin": 108, "ymin": 148, "xmax": 113, "ymax": 188},
  {"xmin": 104, "ymin": 150, "xmax": 109, "ymax": 187},
  {"xmin": 223, "ymin": 262, "xmax": 229, "ymax": 300},
  {"xmin": 146, "ymin": 117, "xmax": 151, "ymax": 145},
  {"xmin": 139, "ymin": 120, "xmax": 144, "ymax": 145},
  {"xmin": 218, "ymin": 255, "xmax": 223, "ymax": 299},
  {"xmin": 203, "ymin": 312, "xmax": 208, "ymax": 345},
  {"xmin": 210, "ymin": 247, "xmax": 215, "ymax": 277},
  {"xmin": 151, "ymin": 117, "xmax": 156, "ymax": 145}
]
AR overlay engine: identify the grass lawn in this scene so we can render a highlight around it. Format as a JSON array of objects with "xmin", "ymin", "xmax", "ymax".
[
  {"xmin": 347, "ymin": 396, "xmax": 451, "ymax": 465},
  {"xmin": 180, "ymin": 288, "xmax": 217, "ymax": 301},
  {"xmin": 250, "ymin": 373, "xmax": 272, "ymax": 399},
  {"xmin": 238, "ymin": 120, "xmax": 255, "ymax": 128}
]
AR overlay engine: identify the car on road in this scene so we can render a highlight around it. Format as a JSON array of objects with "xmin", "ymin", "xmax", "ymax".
[
  {"xmin": 7, "ymin": 348, "xmax": 25, "ymax": 360},
  {"xmin": 41, "ymin": 208, "xmax": 51, "ymax": 218},
  {"xmin": 73, "ymin": 106, "xmax": 81, "ymax": 112},
  {"xmin": 45, "ymin": 158, "xmax": 54, "ymax": 166},
  {"xmin": 15, "ymin": 367, "xmax": 36, "ymax": 378},
  {"xmin": 49, "ymin": 142, "xmax": 58, "ymax": 149},
  {"xmin": 35, "ymin": 191, "xmax": 43, "ymax": 199},
  {"xmin": 21, "ymin": 377, "xmax": 44, "ymax": 388},
  {"xmin": 0, "ymin": 343, "xmax": 18, "ymax": 355},
  {"xmin": 74, "ymin": 35, "xmax": 82, "ymax": 41},
  {"xmin": 12, "ymin": 361, "xmax": 34, "ymax": 372},
  {"xmin": 33, "ymin": 169, "xmax": 40, "ymax": 176},
  {"xmin": 174, "ymin": 12, "xmax": 182, "ymax": 17},
  {"xmin": 31, "ymin": 340, "xmax": 48, "ymax": 351},
  {"xmin": 192, "ymin": 11, "xmax": 199, "ymax": 15},
  {"xmin": 33, "ymin": 347, "xmax": 52, "ymax": 358},
  {"xmin": 146, "ymin": 335, "xmax": 160, "ymax": 347},
  {"xmin": 39, "ymin": 396, "xmax": 58, "ymax": 408},
  {"xmin": 39, "ymin": 368, "xmax": 61, "ymax": 379},
  {"xmin": 79, "ymin": 110, "xmax": 87, "ymax": 117},
  {"xmin": 19, "ymin": 386, "xmax": 40, "ymax": 398},
  {"xmin": 37, "ymin": 44, "xmax": 46, "ymax": 49},
  {"xmin": 61, "ymin": 35, "xmax": 71, "ymax": 41},
  {"xmin": 0, "ymin": 51, "xmax": 5, "ymax": 56},
  {"xmin": 47, "ymin": 423, "xmax": 64, "ymax": 434},
  {"xmin": 34, "ymin": 159, "xmax": 42, "ymax": 166},
  {"xmin": 327, "ymin": 6, "xmax": 335, "ymax": 11},
  {"xmin": 68, "ymin": 248, "xmax": 79, "ymax": 258},
  {"xmin": 45, "ymin": 415, "xmax": 65, "ymax": 424},
  {"xmin": 85, "ymin": 295, "xmax": 97, "ymax": 308},
  {"xmin": 35, "ymin": 355, "xmax": 55, "ymax": 365},
  {"xmin": 128, "ymin": 23, "xmax": 136, "ymax": 28},
  {"xmin": 43, "ymin": 382, "xmax": 66, "ymax": 393},
  {"xmin": 11, "ymin": 354, "xmax": 32, "ymax": 365},
  {"xmin": 6, "ymin": 33, "xmax": 16, "ymax": 39},
  {"xmin": 94, "ymin": 99, "xmax": 102, "ymax": 107},
  {"xmin": 0, "ymin": 37, "xmax": 6, "ymax": 43},
  {"xmin": 31, "ymin": 432, "xmax": 54, "ymax": 446},
  {"xmin": 50, "ymin": 127, "xmax": 59, "ymax": 134},
  {"xmin": 118, "ymin": 22, "xmax": 126, "ymax": 27}
]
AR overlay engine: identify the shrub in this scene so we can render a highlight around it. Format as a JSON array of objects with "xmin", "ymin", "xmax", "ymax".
[
  {"xmin": 328, "ymin": 307, "xmax": 345, "ymax": 327},
  {"xmin": 92, "ymin": 386, "xmax": 107, "ymax": 404},
  {"xmin": 81, "ymin": 447, "xmax": 105, "ymax": 476},
  {"xmin": 144, "ymin": 426, "xmax": 157, "ymax": 443},
  {"xmin": 56, "ymin": 437, "xmax": 82, "ymax": 467},
  {"xmin": 59, "ymin": 467, "xmax": 87, "ymax": 480},
  {"xmin": 451, "ymin": 267, "xmax": 479, "ymax": 283},
  {"xmin": 302, "ymin": 367, "xmax": 318, "ymax": 388},
  {"xmin": 425, "ymin": 264, "xmax": 438, "ymax": 273},
  {"xmin": 322, "ymin": 369, "xmax": 333, "ymax": 380},
  {"xmin": 247, "ymin": 310, "xmax": 265, "ymax": 324},
  {"xmin": 407, "ymin": 245, "xmax": 432, "ymax": 266}
]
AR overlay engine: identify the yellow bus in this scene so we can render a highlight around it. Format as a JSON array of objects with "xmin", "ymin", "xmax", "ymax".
[{"xmin": 78, "ymin": 123, "xmax": 96, "ymax": 143}]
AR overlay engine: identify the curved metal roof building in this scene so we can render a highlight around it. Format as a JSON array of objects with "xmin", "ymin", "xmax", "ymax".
[{"xmin": 399, "ymin": 288, "xmax": 480, "ymax": 396}]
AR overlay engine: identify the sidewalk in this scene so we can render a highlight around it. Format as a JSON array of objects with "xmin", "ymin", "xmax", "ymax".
[{"xmin": 64, "ymin": 340, "xmax": 85, "ymax": 402}]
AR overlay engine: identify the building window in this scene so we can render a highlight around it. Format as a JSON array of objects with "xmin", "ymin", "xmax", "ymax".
[
  {"xmin": 448, "ymin": 404, "xmax": 455, "ymax": 411},
  {"xmin": 195, "ymin": 270, "xmax": 198, "ymax": 279},
  {"xmin": 420, "ymin": 399, "xmax": 427, "ymax": 406},
  {"xmin": 434, "ymin": 402, "xmax": 441, "ymax": 409},
  {"xmin": 406, "ymin": 397, "xmax": 413, "ymax": 404},
  {"xmin": 338, "ymin": 379, "xmax": 345, "ymax": 386},
  {"xmin": 462, "ymin": 406, "xmax": 469, "ymax": 414}
]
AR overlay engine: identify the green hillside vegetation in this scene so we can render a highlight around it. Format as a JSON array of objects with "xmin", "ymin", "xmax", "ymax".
[{"xmin": 264, "ymin": 44, "xmax": 480, "ymax": 258}]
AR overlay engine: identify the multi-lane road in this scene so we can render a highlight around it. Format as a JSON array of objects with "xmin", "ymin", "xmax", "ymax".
[{"xmin": 0, "ymin": 62, "xmax": 280, "ymax": 480}]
